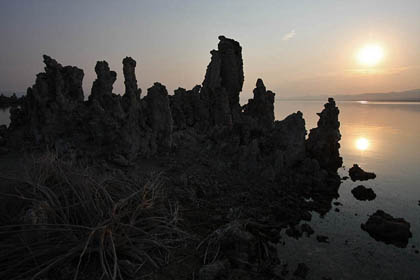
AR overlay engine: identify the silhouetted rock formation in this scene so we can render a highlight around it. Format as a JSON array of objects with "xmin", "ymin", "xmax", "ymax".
[
  {"xmin": 143, "ymin": 83, "xmax": 173, "ymax": 153},
  {"xmin": 18, "ymin": 55, "xmax": 84, "ymax": 145},
  {"xmin": 306, "ymin": 98, "xmax": 342, "ymax": 173},
  {"xmin": 203, "ymin": 35, "xmax": 244, "ymax": 125},
  {"xmin": 361, "ymin": 210, "xmax": 412, "ymax": 248},
  {"xmin": 0, "ymin": 93, "xmax": 23, "ymax": 108},
  {"xmin": 351, "ymin": 185, "xmax": 376, "ymax": 201},
  {"xmin": 243, "ymin": 79, "xmax": 275, "ymax": 131},
  {"xmin": 349, "ymin": 164, "xmax": 376, "ymax": 181},
  {"xmin": 6, "ymin": 36, "xmax": 342, "ymax": 201},
  {"xmin": 2, "ymin": 36, "xmax": 347, "ymax": 279}
]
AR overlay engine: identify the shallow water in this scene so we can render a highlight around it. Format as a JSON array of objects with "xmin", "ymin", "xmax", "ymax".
[
  {"xmin": 1, "ymin": 101, "xmax": 419, "ymax": 278},
  {"xmin": 275, "ymin": 100, "xmax": 420, "ymax": 280}
]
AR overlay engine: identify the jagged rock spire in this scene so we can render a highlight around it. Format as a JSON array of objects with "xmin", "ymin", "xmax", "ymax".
[
  {"xmin": 306, "ymin": 98, "xmax": 342, "ymax": 172},
  {"xmin": 90, "ymin": 61, "xmax": 116, "ymax": 101},
  {"xmin": 122, "ymin": 57, "xmax": 141, "ymax": 101},
  {"xmin": 143, "ymin": 82, "xmax": 173, "ymax": 152},
  {"xmin": 202, "ymin": 35, "xmax": 244, "ymax": 126},
  {"xmin": 243, "ymin": 78, "xmax": 275, "ymax": 130}
]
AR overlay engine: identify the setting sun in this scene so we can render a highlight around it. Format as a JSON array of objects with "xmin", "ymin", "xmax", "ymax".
[
  {"xmin": 355, "ymin": 137, "xmax": 370, "ymax": 151},
  {"xmin": 356, "ymin": 44, "xmax": 384, "ymax": 67}
]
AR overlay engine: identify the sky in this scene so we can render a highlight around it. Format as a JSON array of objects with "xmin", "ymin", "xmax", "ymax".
[{"xmin": 1, "ymin": 0, "xmax": 420, "ymax": 99}]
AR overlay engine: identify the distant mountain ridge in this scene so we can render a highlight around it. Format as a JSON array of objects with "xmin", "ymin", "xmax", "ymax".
[{"xmin": 279, "ymin": 89, "xmax": 420, "ymax": 102}]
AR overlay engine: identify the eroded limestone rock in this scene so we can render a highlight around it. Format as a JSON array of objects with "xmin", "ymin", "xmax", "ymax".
[
  {"xmin": 361, "ymin": 210, "xmax": 412, "ymax": 248},
  {"xmin": 306, "ymin": 98, "xmax": 342, "ymax": 173},
  {"xmin": 243, "ymin": 78, "xmax": 275, "ymax": 131},
  {"xmin": 349, "ymin": 164, "xmax": 376, "ymax": 181}
]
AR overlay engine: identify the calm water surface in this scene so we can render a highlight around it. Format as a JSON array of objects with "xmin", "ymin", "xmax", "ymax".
[
  {"xmin": 276, "ymin": 100, "xmax": 420, "ymax": 280},
  {"xmin": 0, "ymin": 101, "xmax": 419, "ymax": 278}
]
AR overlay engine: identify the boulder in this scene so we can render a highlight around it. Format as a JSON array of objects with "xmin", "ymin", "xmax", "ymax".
[
  {"xmin": 361, "ymin": 210, "xmax": 412, "ymax": 248},
  {"xmin": 349, "ymin": 164, "xmax": 376, "ymax": 181},
  {"xmin": 351, "ymin": 185, "xmax": 376, "ymax": 201}
]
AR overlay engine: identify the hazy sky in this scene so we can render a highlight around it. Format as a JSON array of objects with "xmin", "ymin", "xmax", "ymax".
[{"xmin": 1, "ymin": 0, "xmax": 420, "ymax": 99}]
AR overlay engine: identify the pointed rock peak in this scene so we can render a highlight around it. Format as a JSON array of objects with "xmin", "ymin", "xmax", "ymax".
[
  {"xmin": 42, "ymin": 55, "xmax": 61, "ymax": 71},
  {"xmin": 327, "ymin": 97, "xmax": 336, "ymax": 107},
  {"xmin": 256, "ymin": 78, "xmax": 265, "ymax": 90}
]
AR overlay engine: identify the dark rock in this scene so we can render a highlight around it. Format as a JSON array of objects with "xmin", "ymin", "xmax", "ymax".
[
  {"xmin": 301, "ymin": 223, "xmax": 315, "ymax": 237},
  {"xmin": 0, "ymin": 93, "xmax": 24, "ymax": 108},
  {"xmin": 169, "ymin": 85, "xmax": 209, "ymax": 131},
  {"xmin": 361, "ymin": 210, "xmax": 412, "ymax": 248},
  {"xmin": 351, "ymin": 185, "xmax": 376, "ymax": 201},
  {"xmin": 262, "ymin": 111, "xmax": 307, "ymax": 170},
  {"xmin": 333, "ymin": 201, "xmax": 342, "ymax": 206},
  {"xmin": 293, "ymin": 263, "xmax": 309, "ymax": 279},
  {"xmin": 285, "ymin": 223, "xmax": 314, "ymax": 239},
  {"xmin": 203, "ymin": 35, "xmax": 244, "ymax": 124},
  {"xmin": 122, "ymin": 56, "xmax": 141, "ymax": 104},
  {"xmin": 143, "ymin": 83, "xmax": 173, "ymax": 153},
  {"xmin": 306, "ymin": 98, "xmax": 342, "ymax": 173},
  {"xmin": 286, "ymin": 225, "xmax": 302, "ymax": 239},
  {"xmin": 243, "ymin": 78, "xmax": 275, "ymax": 131},
  {"xmin": 349, "ymin": 164, "xmax": 376, "ymax": 181},
  {"xmin": 341, "ymin": 176, "xmax": 349, "ymax": 180},
  {"xmin": 334, "ymin": 208, "xmax": 340, "ymax": 212},
  {"xmin": 316, "ymin": 235, "xmax": 329, "ymax": 243},
  {"xmin": 415, "ymin": 250, "xmax": 419, "ymax": 254},
  {"xmin": 22, "ymin": 55, "xmax": 85, "ymax": 145}
]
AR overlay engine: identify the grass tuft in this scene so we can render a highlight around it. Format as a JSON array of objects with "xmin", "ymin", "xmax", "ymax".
[{"xmin": 0, "ymin": 153, "xmax": 187, "ymax": 280}]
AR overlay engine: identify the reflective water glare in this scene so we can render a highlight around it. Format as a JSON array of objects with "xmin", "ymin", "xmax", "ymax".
[{"xmin": 276, "ymin": 100, "xmax": 420, "ymax": 280}]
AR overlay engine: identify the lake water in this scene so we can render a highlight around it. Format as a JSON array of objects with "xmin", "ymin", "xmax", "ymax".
[
  {"xmin": 275, "ymin": 100, "xmax": 420, "ymax": 280},
  {"xmin": 0, "ymin": 101, "xmax": 419, "ymax": 278}
]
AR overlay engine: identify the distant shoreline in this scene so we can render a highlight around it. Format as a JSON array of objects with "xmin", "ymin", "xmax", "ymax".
[{"xmin": 276, "ymin": 99, "xmax": 420, "ymax": 102}]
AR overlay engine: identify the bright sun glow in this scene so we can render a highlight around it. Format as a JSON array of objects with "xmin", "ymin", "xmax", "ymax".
[
  {"xmin": 356, "ymin": 44, "xmax": 384, "ymax": 67},
  {"xmin": 355, "ymin": 137, "xmax": 370, "ymax": 151}
]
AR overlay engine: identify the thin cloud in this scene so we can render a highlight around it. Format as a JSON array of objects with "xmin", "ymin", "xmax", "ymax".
[{"xmin": 282, "ymin": 30, "xmax": 296, "ymax": 41}]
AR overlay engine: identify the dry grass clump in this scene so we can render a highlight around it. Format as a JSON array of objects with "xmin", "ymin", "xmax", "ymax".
[{"xmin": 0, "ymin": 153, "xmax": 186, "ymax": 280}]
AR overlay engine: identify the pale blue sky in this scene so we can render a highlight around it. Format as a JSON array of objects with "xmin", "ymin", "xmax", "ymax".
[{"xmin": 1, "ymin": 0, "xmax": 419, "ymax": 98}]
